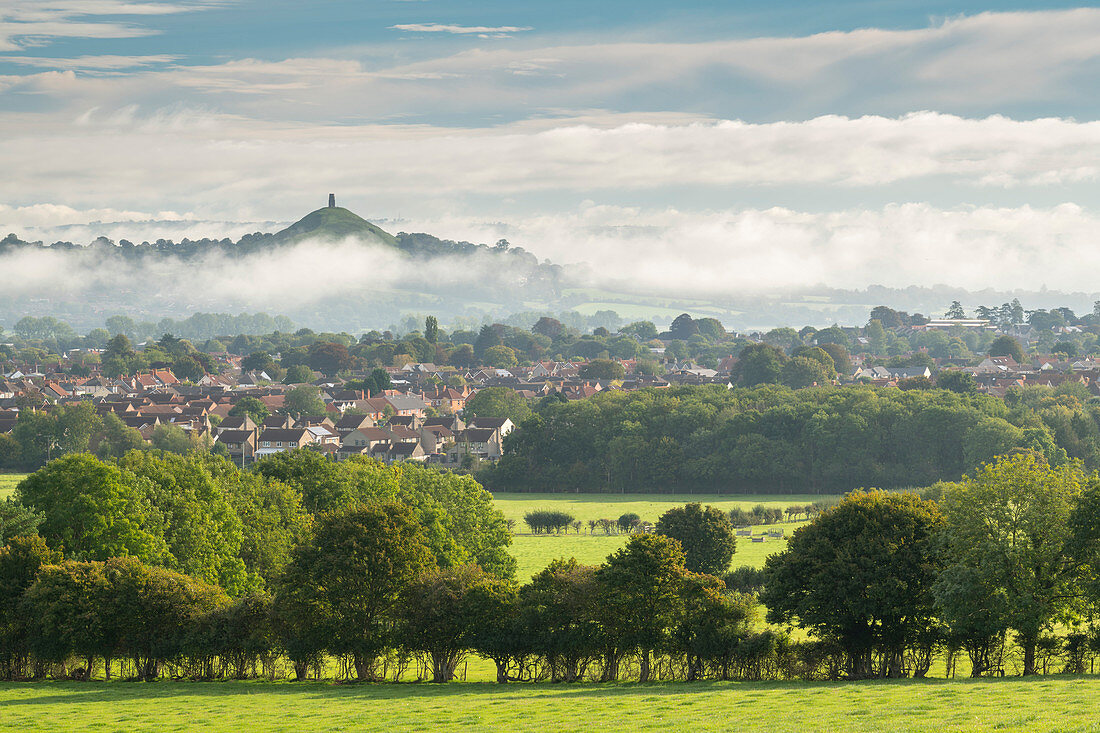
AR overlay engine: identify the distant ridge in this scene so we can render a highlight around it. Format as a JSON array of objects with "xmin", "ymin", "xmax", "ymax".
[{"xmin": 271, "ymin": 206, "xmax": 398, "ymax": 247}]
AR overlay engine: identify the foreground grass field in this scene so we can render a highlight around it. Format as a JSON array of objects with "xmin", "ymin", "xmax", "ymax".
[
  {"xmin": 1, "ymin": 677, "xmax": 1098, "ymax": 732},
  {"xmin": 493, "ymin": 493, "xmax": 828, "ymax": 580}
]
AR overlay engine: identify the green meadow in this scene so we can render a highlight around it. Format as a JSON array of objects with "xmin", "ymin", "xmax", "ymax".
[
  {"xmin": 493, "ymin": 492, "xmax": 823, "ymax": 580},
  {"xmin": 0, "ymin": 473, "xmax": 26, "ymax": 499},
  {"xmin": 1, "ymin": 677, "xmax": 1099, "ymax": 732}
]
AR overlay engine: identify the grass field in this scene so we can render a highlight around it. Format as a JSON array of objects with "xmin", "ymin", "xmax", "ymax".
[
  {"xmin": 494, "ymin": 493, "xmax": 826, "ymax": 580},
  {"xmin": 491, "ymin": 493, "xmax": 826, "ymax": 525},
  {"xmin": 0, "ymin": 473, "xmax": 26, "ymax": 499},
  {"xmin": 1, "ymin": 677, "xmax": 1099, "ymax": 732}
]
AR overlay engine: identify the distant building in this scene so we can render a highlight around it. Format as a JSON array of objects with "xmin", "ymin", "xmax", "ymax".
[{"xmin": 328, "ymin": 193, "xmax": 336, "ymax": 208}]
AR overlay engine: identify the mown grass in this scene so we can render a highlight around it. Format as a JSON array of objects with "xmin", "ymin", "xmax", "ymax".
[{"xmin": 1, "ymin": 677, "xmax": 1099, "ymax": 732}]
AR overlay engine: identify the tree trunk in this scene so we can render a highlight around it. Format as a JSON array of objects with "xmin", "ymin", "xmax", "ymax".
[
  {"xmin": 293, "ymin": 660, "xmax": 309, "ymax": 681},
  {"xmin": 431, "ymin": 652, "xmax": 454, "ymax": 683},
  {"xmin": 1022, "ymin": 636, "xmax": 1037, "ymax": 676},
  {"xmin": 639, "ymin": 650, "xmax": 651, "ymax": 683},
  {"xmin": 600, "ymin": 652, "xmax": 619, "ymax": 682},
  {"xmin": 494, "ymin": 659, "xmax": 509, "ymax": 683},
  {"xmin": 353, "ymin": 653, "xmax": 373, "ymax": 681}
]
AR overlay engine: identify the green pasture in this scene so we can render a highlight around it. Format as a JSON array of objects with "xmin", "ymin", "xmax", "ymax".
[
  {"xmin": 491, "ymin": 492, "xmax": 827, "ymax": 525},
  {"xmin": 0, "ymin": 473, "xmax": 26, "ymax": 499},
  {"xmin": 508, "ymin": 524, "xmax": 799, "ymax": 581},
  {"xmin": 2, "ymin": 677, "xmax": 1099, "ymax": 732},
  {"xmin": 493, "ymin": 493, "xmax": 829, "ymax": 581}
]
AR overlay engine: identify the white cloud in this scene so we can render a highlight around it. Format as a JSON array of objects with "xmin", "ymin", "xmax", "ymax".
[
  {"xmin": 389, "ymin": 23, "xmax": 533, "ymax": 36},
  {"xmin": 392, "ymin": 202, "xmax": 1100, "ymax": 294},
  {"xmin": 6, "ymin": 203, "xmax": 1100, "ymax": 305},
  {"xmin": 5, "ymin": 111, "xmax": 1100, "ymax": 220},
  {"xmin": 0, "ymin": 0, "xmax": 224, "ymax": 51},
  {"xmin": 1, "ymin": 54, "xmax": 179, "ymax": 70},
  {"xmin": 5, "ymin": 8, "xmax": 1100, "ymax": 127}
]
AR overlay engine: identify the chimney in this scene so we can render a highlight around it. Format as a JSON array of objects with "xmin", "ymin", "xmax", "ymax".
[{"xmin": 328, "ymin": 193, "xmax": 336, "ymax": 208}]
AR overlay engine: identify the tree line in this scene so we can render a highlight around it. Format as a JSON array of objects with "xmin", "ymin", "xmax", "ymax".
[
  {"xmin": 6, "ymin": 452, "xmax": 1100, "ymax": 682},
  {"xmin": 484, "ymin": 383, "xmax": 1099, "ymax": 493}
]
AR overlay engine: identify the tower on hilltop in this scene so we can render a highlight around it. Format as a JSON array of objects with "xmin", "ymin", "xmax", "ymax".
[{"xmin": 328, "ymin": 193, "xmax": 336, "ymax": 208}]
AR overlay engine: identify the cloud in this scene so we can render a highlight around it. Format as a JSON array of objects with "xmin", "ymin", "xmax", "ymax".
[
  {"xmin": 389, "ymin": 23, "xmax": 533, "ymax": 37},
  {"xmin": 0, "ymin": 1, "xmax": 224, "ymax": 52},
  {"xmin": 5, "ymin": 203, "xmax": 1100, "ymax": 319},
  {"xmin": 392, "ymin": 202, "xmax": 1100, "ymax": 294},
  {"xmin": 1, "ymin": 54, "xmax": 179, "ymax": 70},
  {"xmin": 5, "ymin": 111, "xmax": 1100, "ymax": 221}
]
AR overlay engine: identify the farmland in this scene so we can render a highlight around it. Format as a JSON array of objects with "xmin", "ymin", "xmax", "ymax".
[
  {"xmin": 493, "ymin": 492, "xmax": 825, "ymax": 580},
  {"xmin": 1, "ymin": 677, "xmax": 1099, "ymax": 732},
  {"xmin": 0, "ymin": 473, "xmax": 25, "ymax": 499}
]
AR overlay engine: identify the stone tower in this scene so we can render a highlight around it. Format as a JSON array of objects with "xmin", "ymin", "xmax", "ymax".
[{"xmin": 328, "ymin": 193, "xmax": 336, "ymax": 208}]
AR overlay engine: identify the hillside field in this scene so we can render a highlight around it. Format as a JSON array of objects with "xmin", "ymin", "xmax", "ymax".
[{"xmin": 1, "ymin": 677, "xmax": 1098, "ymax": 732}]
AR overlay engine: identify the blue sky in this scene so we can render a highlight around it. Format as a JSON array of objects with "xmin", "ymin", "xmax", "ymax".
[{"xmin": 4, "ymin": 1, "xmax": 1100, "ymax": 295}]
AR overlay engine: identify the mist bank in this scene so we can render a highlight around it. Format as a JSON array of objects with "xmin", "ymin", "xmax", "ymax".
[{"xmin": 4, "ymin": 205, "xmax": 1100, "ymax": 334}]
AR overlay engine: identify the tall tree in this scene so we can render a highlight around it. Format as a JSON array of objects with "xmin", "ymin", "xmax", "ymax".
[
  {"xmin": 762, "ymin": 490, "xmax": 943, "ymax": 678},
  {"xmin": 937, "ymin": 454, "xmax": 1088, "ymax": 676},
  {"xmin": 597, "ymin": 534, "xmax": 687, "ymax": 682},
  {"xmin": 424, "ymin": 316, "xmax": 440, "ymax": 345},
  {"xmin": 16, "ymin": 454, "xmax": 169, "ymax": 564},
  {"xmin": 399, "ymin": 564, "xmax": 516, "ymax": 682},
  {"xmin": 274, "ymin": 503, "xmax": 435, "ymax": 680}
]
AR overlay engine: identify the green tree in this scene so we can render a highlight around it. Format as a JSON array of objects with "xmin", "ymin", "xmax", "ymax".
[
  {"xmin": 781, "ymin": 355, "xmax": 831, "ymax": 388},
  {"xmin": 0, "ymin": 535, "xmax": 61, "ymax": 679},
  {"xmin": 597, "ymin": 533, "xmax": 687, "ymax": 682},
  {"xmin": 946, "ymin": 300, "xmax": 966, "ymax": 319},
  {"xmin": 16, "ymin": 454, "xmax": 169, "ymax": 564},
  {"xmin": 483, "ymin": 345, "xmax": 518, "ymax": 369},
  {"xmin": 654, "ymin": 503, "xmax": 736, "ymax": 575},
  {"xmin": 580, "ymin": 359, "xmax": 626, "ymax": 380},
  {"xmin": 988, "ymin": 335, "xmax": 1026, "ymax": 363},
  {"xmin": 274, "ymin": 503, "xmax": 435, "ymax": 680},
  {"xmin": 282, "ymin": 385, "xmax": 326, "ymax": 417},
  {"xmin": 116, "ymin": 451, "xmax": 251, "ymax": 595},
  {"xmin": 0, "ymin": 499, "xmax": 42, "ymax": 545},
  {"xmin": 937, "ymin": 370, "xmax": 977, "ymax": 394},
  {"xmin": 307, "ymin": 342, "xmax": 352, "ymax": 376},
  {"xmin": 241, "ymin": 351, "xmax": 275, "ymax": 374},
  {"xmin": 229, "ymin": 396, "xmax": 269, "ymax": 424},
  {"xmin": 21, "ymin": 560, "xmax": 110, "ymax": 676},
  {"xmin": 282, "ymin": 364, "xmax": 314, "ymax": 384},
  {"xmin": 519, "ymin": 558, "xmax": 601, "ymax": 682},
  {"xmin": 96, "ymin": 412, "xmax": 146, "ymax": 459},
  {"xmin": 818, "ymin": 342, "xmax": 851, "ymax": 376},
  {"xmin": 733, "ymin": 343, "xmax": 787, "ymax": 386},
  {"xmin": 464, "ymin": 387, "xmax": 531, "ymax": 424},
  {"xmin": 762, "ymin": 490, "xmax": 944, "ymax": 678},
  {"xmin": 151, "ymin": 424, "xmax": 209, "ymax": 455},
  {"xmin": 400, "ymin": 564, "xmax": 516, "ymax": 682},
  {"xmin": 937, "ymin": 454, "xmax": 1088, "ymax": 676},
  {"xmin": 425, "ymin": 316, "xmax": 440, "ymax": 345},
  {"xmin": 99, "ymin": 556, "xmax": 228, "ymax": 680}
]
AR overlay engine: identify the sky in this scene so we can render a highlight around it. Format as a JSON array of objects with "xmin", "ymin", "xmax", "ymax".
[{"xmin": 3, "ymin": 0, "xmax": 1100, "ymax": 295}]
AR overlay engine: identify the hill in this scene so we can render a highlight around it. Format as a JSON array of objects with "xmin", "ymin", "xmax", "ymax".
[{"xmin": 271, "ymin": 207, "xmax": 398, "ymax": 247}]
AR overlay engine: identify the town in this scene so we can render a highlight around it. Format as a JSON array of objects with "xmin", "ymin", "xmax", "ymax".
[{"xmin": 2, "ymin": 300, "xmax": 1098, "ymax": 473}]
